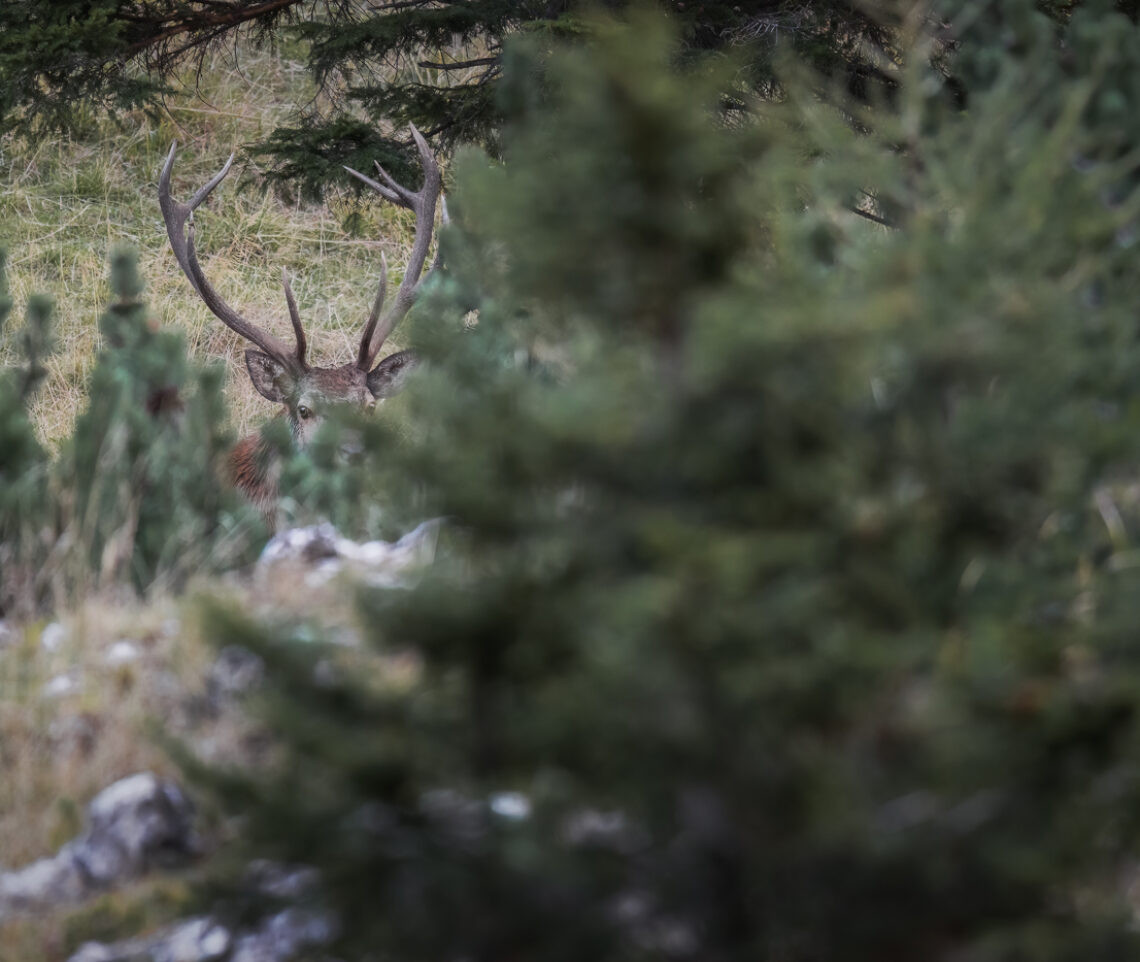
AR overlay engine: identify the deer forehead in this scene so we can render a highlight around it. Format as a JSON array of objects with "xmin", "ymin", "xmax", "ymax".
[{"xmin": 297, "ymin": 365, "xmax": 372, "ymax": 408}]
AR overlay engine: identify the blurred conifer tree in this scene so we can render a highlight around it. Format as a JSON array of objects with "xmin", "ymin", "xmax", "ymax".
[
  {"xmin": 0, "ymin": 253, "xmax": 54, "ymax": 615},
  {"xmin": 60, "ymin": 249, "xmax": 258, "ymax": 593},
  {"xmin": 192, "ymin": 3, "xmax": 1140, "ymax": 960}
]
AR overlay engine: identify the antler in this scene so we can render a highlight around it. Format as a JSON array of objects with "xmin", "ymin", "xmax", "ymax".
[
  {"xmin": 344, "ymin": 125, "xmax": 445, "ymax": 371},
  {"xmin": 159, "ymin": 143, "xmax": 307, "ymax": 371}
]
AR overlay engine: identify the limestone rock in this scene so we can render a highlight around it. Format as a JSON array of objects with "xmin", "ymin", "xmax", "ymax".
[
  {"xmin": 65, "ymin": 904, "xmax": 335, "ymax": 962},
  {"xmin": 0, "ymin": 772, "xmax": 198, "ymax": 917},
  {"xmin": 256, "ymin": 520, "xmax": 439, "ymax": 588}
]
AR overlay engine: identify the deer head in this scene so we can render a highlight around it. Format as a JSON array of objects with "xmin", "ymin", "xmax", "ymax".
[{"xmin": 159, "ymin": 126, "xmax": 445, "ymax": 449}]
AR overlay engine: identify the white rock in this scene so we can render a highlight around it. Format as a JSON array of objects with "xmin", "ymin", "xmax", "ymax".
[
  {"xmin": 258, "ymin": 520, "xmax": 440, "ymax": 589},
  {"xmin": 489, "ymin": 791, "xmax": 532, "ymax": 820},
  {"xmin": 86, "ymin": 772, "xmax": 164, "ymax": 822},
  {"xmin": 42, "ymin": 672, "xmax": 81, "ymax": 698},
  {"xmin": 65, "ymin": 943, "xmax": 114, "ymax": 962},
  {"xmin": 198, "ymin": 923, "xmax": 232, "ymax": 959},
  {"xmin": 163, "ymin": 917, "xmax": 232, "ymax": 961},
  {"xmin": 64, "ymin": 772, "xmax": 199, "ymax": 886},
  {"xmin": 0, "ymin": 852, "xmax": 86, "ymax": 911},
  {"xmin": 104, "ymin": 641, "xmax": 141, "ymax": 666},
  {"xmin": 257, "ymin": 523, "xmax": 341, "ymax": 566},
  {"xmin": 41, "ymin": 621, "xmax": 67, "ymax": 652},
  {"xmin": 353, "ymin": 519, "xmax": 441, "ymax": 588}
]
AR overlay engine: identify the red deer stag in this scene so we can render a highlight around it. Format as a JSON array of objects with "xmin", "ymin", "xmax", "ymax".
[{"xmin": 159, "ymin": 126, "xmax": 444, "ymax": 526}]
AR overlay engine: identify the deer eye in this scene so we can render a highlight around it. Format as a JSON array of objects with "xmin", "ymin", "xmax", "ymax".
[{"xmin": 298, "ymin": 405, "xmax": 314, "ymax": 420}]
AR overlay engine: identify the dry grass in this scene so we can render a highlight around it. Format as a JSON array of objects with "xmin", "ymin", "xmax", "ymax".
[
  {"xmin": 0, "ymin": 564, "xmax": 412, "ymax": 960},
  {"xmin": 0, "ymin": 46, "xmax": 419, "ymax": 445},
  {"xmin": 0, "ymin": 565, "xmax": 389, "ymax": 871},
  {"xmin": 0, "ymin": 598, "xmax": 201, "ymax": 868},
  {"xmin": 0, "ymin": 593, "xmax": 221, "ymax": 959}
]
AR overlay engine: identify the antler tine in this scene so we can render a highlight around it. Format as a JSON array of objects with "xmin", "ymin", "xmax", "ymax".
[
  {"xmin": 426, "ymin": 195, "xmax": 450, "ymax": 276},
  {"xmin": 343, "ymin": 164, "xmax": 402, "ymax": 205},
  {"xmin": 281, "ymin": 269, "xmax": 308, "ymax": 369},
  {"xmin": 159, "ymin": 143, "xmax": 297, "ymax": 367},
  {"xmin": 371, "ymin": 159, "xmax": 418, "ymax": 207},
  {"xmin": 357, "ymin": 252, "xmax": 389, "ymax": 370},
  {"xmin": 186, "ymin": 153, "xmax": 236, "ymax": 211},
  {"xmin": 409, "ymin": 123, "xmax": 435, "ymax": 175},
  {"xmin": 356, "ymin": 124, "xmax": 444, "ymax": 370}
]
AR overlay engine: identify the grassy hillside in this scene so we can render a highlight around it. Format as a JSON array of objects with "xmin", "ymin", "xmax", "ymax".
[{"xmin": 0, "ymin": 47, "xmax": 419, "ymax": 446}]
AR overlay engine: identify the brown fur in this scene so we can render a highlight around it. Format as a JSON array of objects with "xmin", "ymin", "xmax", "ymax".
[{"xmin": 228, "ymin": 431, "xmax": 280, "ymax": 528}]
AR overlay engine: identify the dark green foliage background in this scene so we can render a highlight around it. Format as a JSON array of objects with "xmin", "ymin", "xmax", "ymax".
[
  {"xmin": 0, "ymin": 1, "xmax": 904, "ymax": 168},
  {"xmin": 10, "ymin": 1, "xmax": 1137, "ymax": 196},
  {"xmin": 185, "ymin": 4, "xmax": 1140, "ymax": 961}
]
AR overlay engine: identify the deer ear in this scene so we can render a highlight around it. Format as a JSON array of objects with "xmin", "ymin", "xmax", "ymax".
[
  {"xmin": 245, "ymin": 350, "xmax": 295, "ymax": 403},
  {"xmin": 368, "ymin": 349, "xmax": 418, "ymax": 399}
]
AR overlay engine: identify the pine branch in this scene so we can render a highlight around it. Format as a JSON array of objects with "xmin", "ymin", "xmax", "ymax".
[
  {"xmin": 418, "ymin": 56, "xmax": 499, "ymax": 71},
  {"xmin": 124, "ymin": 0, "xmax": 308, "ymax": 59}
]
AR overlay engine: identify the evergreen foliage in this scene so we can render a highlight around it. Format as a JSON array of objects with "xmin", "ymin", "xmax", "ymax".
[
  {"xmin": 192, "ymin": 3, "xmax": 1140, "ymax": 960},
  {"xmin": 0, "ymin": 0, "xmax": 164, "ymax": 135},
  {"xmin": 9, "ymin": 0, "xmax": 1118, "ymax": 195},
  {"xmin": 60, "ymin": 249, "xmax": 259, "ymax": 592},
  {"xmin": 0, "ymin": 253, "xmax": 54, "ymax": 615}
]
